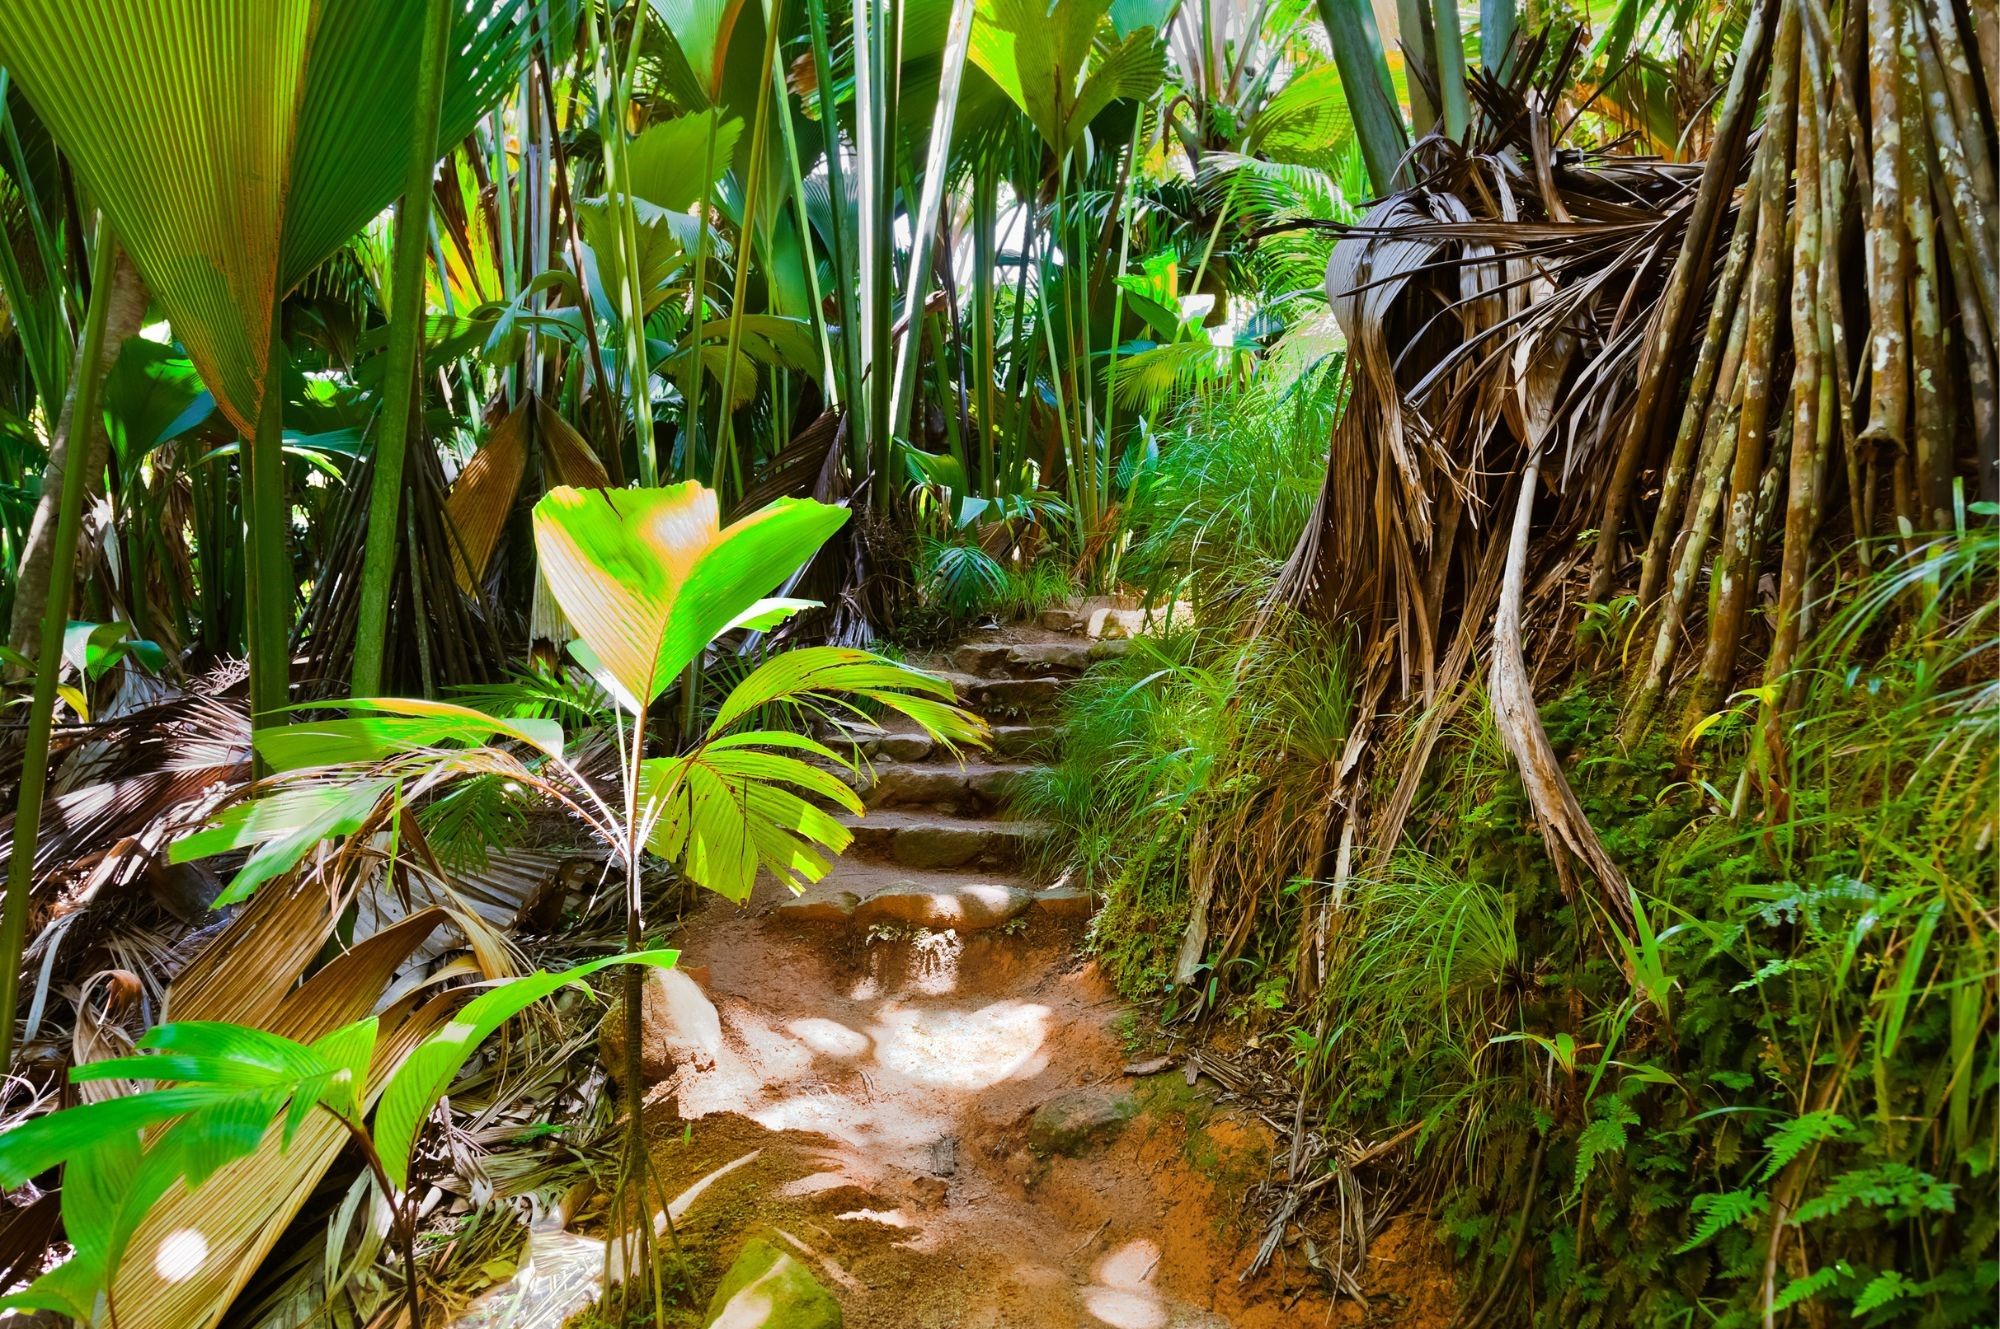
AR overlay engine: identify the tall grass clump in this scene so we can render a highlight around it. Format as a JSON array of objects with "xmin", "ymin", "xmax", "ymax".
[
  {"xmin": 1299, "ymin": 525, "xmax": 1997, "ymax": 1327},
  {"xmin": 1120, "ymin": 325, "xmax": 1344, "ymax": 616},
  {"xmin": 1017, "ymin": 338, "xmax": 1357, "ymax": 1000}
]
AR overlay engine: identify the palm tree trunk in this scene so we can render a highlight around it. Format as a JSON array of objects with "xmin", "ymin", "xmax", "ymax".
[
  {"xmin": 1, "ymin": 220, "xmax": 124, "ymax": 1076},
  {"xmin": 352, "ymin": 0, "xmax": 454, "ymax": 698},
  {"xmin": 5, "ymin": 247, "xmax": 147, "ymax": 660}
]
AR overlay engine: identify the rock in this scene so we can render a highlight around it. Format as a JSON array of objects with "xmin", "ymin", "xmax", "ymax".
[
  {"xmin": 966, "ymin": 676, "xmax": 1063, "ymax": 717},
  {"xmin": 854, "ymin": 883, "xmax": 1032, "ymax": 931},
  {"xmin": 890, "ymin": 822, "xmax": 1002, "ymax": 868},
  {"xmin": 964, "ymin": 764, "xmax": 1030, "ymax": 810},
  {"xmin": 863, "ymin": 764, "xmax": 967, "ymax": 809},
  {"xmin": 1028, "ymin": 1089, "xmax": 1135, "ymax": 1156},
  {"xmin": 1003, "ymin": 641, "xmax": 1093, "ymax": 675},
  {"xmin": 1086, "ymin": 607, "xmax": 1140, "ymax": 639},
  {"xmin": 775, "ymin": 891, "xmax": 860, "ymax": 924},
  {"xmin": 842, "ymin": 813, "xmax": 1042, "ymax": 868},
  {"xmin": 871, "ymin": 731, "xmax": 934, "ymax": 762},
  {"xmin": 598, "ymin": 967, "xmax": 722, "ymax": 1084},
  {"xmin": 703, "ymin": 1237, "xmax": 842, "ymax": 1329},
  {"xmin": 951, "ymin": 641, "xmax": 1013, "ymax": 676},
  {"xmin": 1030, "ymin": 886, "xmax": 1092, "ymax": 921},
  {"xmin": 1084, "ymin": 602, "xmax": 1190, "ymax": 639},
  {"xmin": 1038, "ymin": 607, "xmax": 1083, "ymax": 634}
]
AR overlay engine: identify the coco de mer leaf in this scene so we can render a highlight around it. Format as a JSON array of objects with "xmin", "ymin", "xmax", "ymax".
[
  {"xmin": 531, "ymin": 483, "xmax": 848, "ymax": 713},
  {"xmin": 0, "ymin": 0, "xmax": 541, "ymax": 430}
]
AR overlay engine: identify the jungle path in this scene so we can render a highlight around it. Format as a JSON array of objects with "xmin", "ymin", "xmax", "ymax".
[{"xmin": 470, "ymin": 621, "xmax": 1452, "ymax": 1328}]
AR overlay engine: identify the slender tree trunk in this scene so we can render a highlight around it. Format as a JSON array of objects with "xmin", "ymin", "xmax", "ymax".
[
  {"xmin": 1585, "ymin": 0, "xmax": 1781, "ymax": 603},
  {"xmin": 1633, "ymin": 186, "xmax": 1759, "ymax": 612},
  {"xmin": 1, "ymin": 222, "xmax": 124, "ymax": 1077},
  {"xmin": 1689, "ymin": 3, "xmax": 1801, "ymax": 719},
  {"xmin": 6, "ymin": 249, "xmax": 147, "ymax": 660},
  {"xmin": 352, "ymin": 0, "xmax": 453, "ymax": 698}
]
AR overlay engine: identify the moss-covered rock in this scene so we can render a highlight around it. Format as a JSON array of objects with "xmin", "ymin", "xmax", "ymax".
[
  {"xmin": 1027, "ymin": 1088, "xmax": 1135, "ymax": 1156},
  {"xmin": 701, "ymin": 1236, "xmax": 842, "ymax": 1329}
]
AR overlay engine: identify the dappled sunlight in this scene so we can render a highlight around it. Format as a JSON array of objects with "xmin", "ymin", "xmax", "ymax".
[
  {"xmin": 868, "ymin": 998, "xmax": 1052, "ymax": 1090},
  {"xmin": 785, "ymin": 1016, "xmax": 871, "ymax": 1059},
  {"xmin": 1082, "ymin": 1239, "xmax": 1168, "ymax": 1329},
  {"xmin": 905, "ymin": 929, "xmax": 963, "ymax": 995},
  {"xmin": 1082, "ymin": 1287, "xmax": 1168, "ymax": 1329},
  {"xmin": 835, "ymin": 1206, "xmax": 914, "ymax": 1228},
  {"xmin": 152, "ymin": 1228, "xmax": 208, "ymax": 1283},
  {"xmin": 779, "ymin": 1169, "xmax": 863, "ymax": 1199},
  {"xmin": 724, "ymin": 1006, "xmax": 821, "ymax": 1081},
  {"xmin": 1095, "ymin": 1238, "xmax": 1162, "ymax": 1290},
  {"xmin": 708, "ymin": 1285, "xmax": 777, "ymax": 1329}
]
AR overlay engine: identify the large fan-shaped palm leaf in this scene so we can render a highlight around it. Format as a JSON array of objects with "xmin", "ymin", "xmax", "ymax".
[{"xmin": 0, "ymin": 1, "xmax": 544, "ymax": 432}]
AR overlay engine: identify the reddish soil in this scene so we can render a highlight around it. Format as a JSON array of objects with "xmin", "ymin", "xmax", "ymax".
[{"xmin": 609, "ymin": 880, "xmax": 1459, "ymax": 1328}]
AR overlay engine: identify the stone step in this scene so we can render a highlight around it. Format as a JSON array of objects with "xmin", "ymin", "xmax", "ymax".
[
  {"xmin": 835, "ymin": 810, "xmax": 1043, "ymax": 869},
  {"xmin": 951, "ymin": 637, "xmax": 1125, "ymax": 679},
  {"xmin": 989, "ymin": 723, "xmax": 1057, "ymax": 760},
  {"xmin": 937, "ymin": 671, "xmax": 1068, "ymax": 720},
  {"xmin": 851, "ymin": 760, "xmax": 1038, "ymax": 814},
  {"xmin": 819, "ymin": 721, "xmax": 939, "ymax": 763},
  {"xmin": 772, "ymin": 864, "xmax": 1088, "ymax": 931},
  {"xmin": 1037, "ymin": 598, "xmax": 1191, "ymax": 639},
  {"xmin": 820, "ymin": 719, "xmax": 1055, "ymax": 764}
]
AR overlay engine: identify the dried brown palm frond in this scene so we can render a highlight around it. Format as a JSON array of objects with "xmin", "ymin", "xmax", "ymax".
[
  {"xmin": 1268, "ymin": 30, "xmax": 1688, "ymax": 929},
  {"xmin": 1261, "ymin": 0, "xmax": 1992, "ymax": 963},
  {"xmin": 294, "ymin": 425, "xmax": 510, "ymax": 697},
  {"xmin": 446, "ymin": 395, "xmax": 614, "ymax": 596},
  {"xmin": 0, "ymin": 667, "xmax": 250, "ymax": 1071},
  {"xmin": 731, "ymin": 407, "xmax": 879, "ymax": 649}
]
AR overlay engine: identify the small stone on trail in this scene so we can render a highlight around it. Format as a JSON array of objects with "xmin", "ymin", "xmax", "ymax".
[
  {"xmin": 1038, "ymin": 607, "xmax": 1082, "ymax": 633},
  {"xmin": 598, "ymin": 967, "xmax": 722, "ymax": 1084},
  {"xmin": 1028, "ymin": 1089, "xmax": 1135, "ymax": 1156},
  {"xmin": 871, "ymin": 731, "xmax": 934, "ymax": 761},
  {"xmin": 1122, "ymin": 1056, "xmax": 1175, "ymax": 1077},
  {"xmin": 703, "ymin": 1236, "xmax": 842, "ymax": 1329},
  {"xmin": 1030, "ymin": 886, "xmax": 1092, "ymax": 920}
]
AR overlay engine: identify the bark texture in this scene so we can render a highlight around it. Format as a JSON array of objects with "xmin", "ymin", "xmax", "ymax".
[{"xmin": 7, "ymin": 250, "xmax": 149, "ymax": 659}]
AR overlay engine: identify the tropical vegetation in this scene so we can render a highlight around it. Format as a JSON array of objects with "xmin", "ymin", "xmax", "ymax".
[{"xmin": 0, "ymin": 0, "xmax": 1990, "ymax": 1324}]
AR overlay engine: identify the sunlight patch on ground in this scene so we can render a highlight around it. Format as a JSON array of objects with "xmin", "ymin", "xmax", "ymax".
[
  {"xmin": 1083, "ymin": 1239, "xmax": 1168, "ymax": 1329},
  {"xmin": 786, "ymin": 1016, "xmax": 871, "ymax": 1058},
  {"xmin": 1083, "ymin": 1288, "xmax": 1168, "ymax": 1329},
  {"xmin": 869, "ymin": 998, "xmax": 1051, "ymax": 1089},
  {"xmin": 835, "ymin": 1207, "xmax": 913, "ymax": 1227}
]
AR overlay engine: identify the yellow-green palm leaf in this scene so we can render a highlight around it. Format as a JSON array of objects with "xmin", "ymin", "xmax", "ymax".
[
  {"xmin": 531, "ymin": 483, "xmax": 849, "ymax": 713},
  {"xmin": 0, "ymin": 0, "xmax": 542, "ymax": 429}
]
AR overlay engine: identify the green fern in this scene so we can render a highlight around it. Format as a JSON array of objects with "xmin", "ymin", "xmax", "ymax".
[
  {"xmin": 1852, "ymin": 1269, "xmax": 1916, "ymax": 1315},
  {"xmin": 1771, "ymin": 1262, "xmax": 1851, "ymax": 1312},
  {"xmin": 419, "ymin": 773, "xmax": 528, "ymax": 872},
  {"xmin": 1572, "ymin": 1098, "xmax": 1641, "ymax": 1198},
  {"xmin": 1760, "ymin": 1110, "xmax": 1851, "ymax": 1181},
  {"xmin": 1792, "ymin": 1163, "xmax": 1958, "ymax": 1224},
  {"xmin": 1674, "ymin": 1190, "xmax": 1768, "ymax": 1253}
]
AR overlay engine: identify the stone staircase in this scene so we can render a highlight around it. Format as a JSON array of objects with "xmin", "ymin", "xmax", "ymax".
[{"xmin": 773, "ymin": 625, "xmax": 1130, "ymax": 935}]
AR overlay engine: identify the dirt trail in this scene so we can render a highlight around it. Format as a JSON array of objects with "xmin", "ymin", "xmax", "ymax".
[{"xmin": 468, "ymin": 622, "xmax": 1455, "ymax": 1327}]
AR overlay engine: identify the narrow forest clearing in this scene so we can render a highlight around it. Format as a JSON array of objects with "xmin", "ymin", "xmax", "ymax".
[{"xmin": 461, "ymin": 622, "xmax": 1451, "ymax": 1328}]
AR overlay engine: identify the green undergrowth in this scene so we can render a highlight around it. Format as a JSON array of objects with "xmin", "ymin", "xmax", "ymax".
[
  {"xmin": 1018, "ymin": 359, "xmax": 1997, "ymax": 1325},
  {"xmin": 892, "ymin": 536, "xmax": 1081, "ymax": 648}
]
